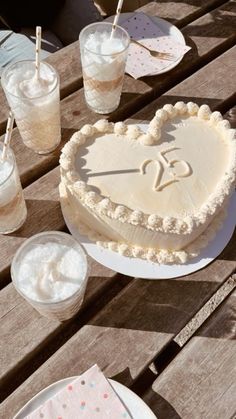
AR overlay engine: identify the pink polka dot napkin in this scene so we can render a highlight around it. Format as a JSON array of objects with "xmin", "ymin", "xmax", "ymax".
[
  {"xmin": 121, "ymin": 12, "xmax": 191, "ymax": 78},
  {"xmin": 25, "ymin": 365, "xmax": 131, "ymax": 418}
]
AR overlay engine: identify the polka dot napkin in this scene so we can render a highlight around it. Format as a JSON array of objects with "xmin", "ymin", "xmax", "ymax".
[
  {"xmin": 25, "ymin": 365, "xmax": 131, "ymax": 418},
  {"xmin": 121, "ymin": 12, "xmax": 191, "ymax": 78}
]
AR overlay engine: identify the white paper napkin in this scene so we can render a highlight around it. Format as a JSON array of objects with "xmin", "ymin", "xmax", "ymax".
[
  {"xmin": 25, "ymin": 365, "xmax": 132, "ymax": 418},
  {"xmin": 121, "ymin": 12, "xmax": 191, "ymax": 78}
]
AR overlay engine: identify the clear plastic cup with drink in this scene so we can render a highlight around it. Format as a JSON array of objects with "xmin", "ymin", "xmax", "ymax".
[
  {"xmin": 11, "ymin": 231, "xmax": 89, "ymax": 321},
  {"xmin": 0, "ymin": 143, "xmax": 27, "ymax": 234},
  {"xmin": 79, "ymin": 22, "xmax": 130, "ymax": 114},
  {"xmin": 1, "ymin": 60, "xmax": 61, "ymax": 154}
]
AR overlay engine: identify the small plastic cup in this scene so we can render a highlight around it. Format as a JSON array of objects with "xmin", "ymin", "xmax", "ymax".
[
  {"xmin": 11, "ymin": 231, "xmax": 89, "ymax": 321},
  {"xmin": 1, "ymin": 60, "xmax": 61, "ymax": 154},
  {"xmin": 79, "ymin": 22, "xmax": 130, "ymax": 114},
  {"xmin": 0, "ymin": 143, "xmax": 27, "ymax": 234}
]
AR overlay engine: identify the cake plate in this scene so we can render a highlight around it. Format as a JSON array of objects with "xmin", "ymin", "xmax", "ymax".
[
  {"xmin": 107, "ymin": 12, "xmax": 187, "ymax": 75},
  {"xmin": 61, "ymin": 192, "xmax": 236, "ymax": 280}
]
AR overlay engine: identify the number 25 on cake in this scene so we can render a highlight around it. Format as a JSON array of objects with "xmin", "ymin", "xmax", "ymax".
[{"xmin": 59, "ymin": 102, "xmax": 236, "ymax": 264}]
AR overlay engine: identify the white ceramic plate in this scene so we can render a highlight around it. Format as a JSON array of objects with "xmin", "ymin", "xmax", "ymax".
[
  {"xmin": 14, "ymin": 376, "xmax": 157, "ymax": 419},
  {"xmin": 107, "ymin": 12, "xmax": 186, "ymax": 74},
  {"xmin": 61, "ymin": 121, "xmax": 236, "ymax": 280}
]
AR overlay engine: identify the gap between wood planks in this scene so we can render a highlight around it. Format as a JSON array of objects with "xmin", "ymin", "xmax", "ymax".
[
  {"xmin": 171, "ymin": 0, "xmax": 231, "ymax": 29},
  {"xmin": 130, "ymin": 274, "xmax": 236, "ymax": 398}
]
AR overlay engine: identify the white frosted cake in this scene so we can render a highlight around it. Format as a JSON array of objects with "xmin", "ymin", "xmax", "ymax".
[{"xmin": 59, "ymin": 102, "xmax": 236, "ymax": 264}]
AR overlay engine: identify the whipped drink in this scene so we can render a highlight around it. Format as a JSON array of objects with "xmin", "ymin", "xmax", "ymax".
[
  {"xmin": 0, "ymin": 144, "xmax": 27, "ymax": 234},
  {"xmin": 1, "ymin": 61, "xmax": 61, "ymax": 154},
  {"xmin": 79, "ymin": 22, "xmax": 130, "ymax": 114},
  {"xmin": 11, "ymin": 232, "xmax": 88, "ymax": 321}
]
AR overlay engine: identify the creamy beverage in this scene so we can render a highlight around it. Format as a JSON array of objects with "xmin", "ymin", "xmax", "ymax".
[
  {"xmin": 1, "ymin": 60, "xmax": 61, "ymax": 154},
  {"xmin": 11, "ymin": 232, "xmax": 88, "ymax": 321},
  {"xmin": 79, "ymin": 22, "xmax": 130, "ymax": 114},
  {"xmin": 0, "ymin": 144, "xmax": 27, "ymax": 234}
]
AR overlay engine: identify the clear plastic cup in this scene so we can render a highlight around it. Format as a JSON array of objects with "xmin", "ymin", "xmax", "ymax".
[
  {"xmin": 1, "ymin": 60, "xmax": 61, "ymax": 154},
  {"xmin": 11, "ymin": 231, "xmax": 89, "ymax": 321},
  {"xmin": 0, "ymin": 143, "xmax": 27, "ymax": 234},
  {"xmin": 79, "ymin": 22, "xmax": 130, "ymax": 114}
]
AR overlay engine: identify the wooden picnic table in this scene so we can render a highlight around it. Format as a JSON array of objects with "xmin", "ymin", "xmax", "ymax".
[{"xmin": 0, "ymin": 1, "xmax": 235, "ymax": 418}]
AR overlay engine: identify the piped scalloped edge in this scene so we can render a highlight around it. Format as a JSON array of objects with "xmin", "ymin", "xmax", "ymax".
[
  {"xmin": 60, "ymin": 102, "xmax": 236, "ymax": 236},
  {"xmin": 59, "ymin": 183, "xmax": 227, "ymax": 265}
]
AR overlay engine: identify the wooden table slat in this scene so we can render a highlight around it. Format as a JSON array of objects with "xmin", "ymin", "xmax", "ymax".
[
  {"xmin": 1, "ymin": 228, "xmax": 235, "ymax": 417},
  {"xmin": 130, "ymin": 45, "xmax": 236, "ymax": 122},
  {"xmin": 143, "ymin": 285, "xmax": 236, "ymax": 419},
  {"xmin": 0, "ymin": 264, "xmax": 132, "ymax": 398},
  {"xmin": 138, "ymin": 0, "xmax": 230, "ymax": 28}
]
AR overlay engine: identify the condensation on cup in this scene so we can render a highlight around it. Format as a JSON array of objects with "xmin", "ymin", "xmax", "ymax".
[
  {"xmin": 1, "ymin": 60, "xmax": 61, "ymax": 154},
  {"xmin": 0, "ymin": 143, "xmax": 27, "ymax": 234},
  {"xmin": 79, "ymin": 22, "xmax": 130, "ymax": 114},
  {"xmin": 11, "ymin": 231, "xmax": 89, "ymax": 321}
]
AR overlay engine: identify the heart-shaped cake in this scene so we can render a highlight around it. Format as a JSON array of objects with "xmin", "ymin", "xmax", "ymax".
[{"xmin": 59, "ymin": 102, "xmax": 236, "ymax": 264}]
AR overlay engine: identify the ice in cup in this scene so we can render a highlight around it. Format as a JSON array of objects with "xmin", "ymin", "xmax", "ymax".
[
  {"xmin": 1, "ymin": 60, "xmax": 61, "ymax": 154},
  {"xmin": 11, "ymin": 231, "xmax": 88, "ymax": 321},
  {"xmin": 79, "ymin": 22, "xmax": 130, "ymax": 114},
  {"xmin": 0, "ymin": 143, "xmax": 27, "ymax": 234}
]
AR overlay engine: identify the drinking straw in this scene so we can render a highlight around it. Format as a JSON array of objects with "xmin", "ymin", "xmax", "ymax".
[
  {"xmin": 2, "ymin": 111, "xmax": 14, "ymax": 161},
  {"xmin": 110, "ymin": 0, "xmax": 124, "ymax": 38},
  {"xmin": 35, "ymin": 26, "xmax": 42, "ymax": 78}
]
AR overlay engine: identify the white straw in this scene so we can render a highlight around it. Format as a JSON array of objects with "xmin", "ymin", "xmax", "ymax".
[
  {"xmin": 35, "ymin": 26, "xmax": 42, "ymax": 78},
  {"xmin": 2, "ymin": 111, "xmax": 14, "ymax": 161},
  {"xmin": 110, "ymin": 0, "xmax": 124, "ymax": 38}
]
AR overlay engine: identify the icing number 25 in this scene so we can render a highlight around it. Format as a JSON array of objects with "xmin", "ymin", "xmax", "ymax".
[{"xmin": 140, "ymin": 147, "xmax": 192, "ymax": 191}]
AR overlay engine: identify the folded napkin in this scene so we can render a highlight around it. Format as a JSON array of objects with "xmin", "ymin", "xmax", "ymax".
[
  {"xmin": 121, "ymin": 12, "xmax": 191, "ymax": 79},
  {"xmin": 25, "ymin": 365, "xmax": 132, "ymax": 418}
]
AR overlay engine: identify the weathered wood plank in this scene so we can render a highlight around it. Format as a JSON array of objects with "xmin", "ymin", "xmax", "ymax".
[
  {"xmin": 138, "ymin": 0, "xmax": 230, "ymax": 28},
  {"xmin": 0, "ymin": 0, "xmax": 234, "ymax": 136},
  {"xmin": 0, "ymin": 165, "xmax": 132, "ymax": 399},
  {"xmin": 143, "ymin": 285, "xmax": 236, "ymax": 419},
  {"xmin": 0, "ymin": 271, "xmax": 132, "ymax": 402},
  {"xmin": 1, "ymin": 230, "xmax": 235, "ymax": 417},
  {"xmin": 128, "ymin": 45, "xmax": 236, "ymax": 121}
]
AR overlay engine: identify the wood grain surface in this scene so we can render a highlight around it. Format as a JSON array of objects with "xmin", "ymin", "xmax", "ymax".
[
  {"xmin": 1, "ymin": 227, "xmax": 235, "ymax": 417},
  {"xmin": 143, "ymin": 286, "xmax": 236, "ymax": 419},
  {"xmin": 138, "ymin": 0, "xmax": 230, "ymax": 27}
]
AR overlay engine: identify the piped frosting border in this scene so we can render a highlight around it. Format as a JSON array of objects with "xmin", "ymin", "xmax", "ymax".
[
  {"xmin": 59, "ymin": 182, "xmax": 227, "ymax": 265},
  {"xmin": 60, "ymin": 102, "xmax": 236, "ymax": 236}
]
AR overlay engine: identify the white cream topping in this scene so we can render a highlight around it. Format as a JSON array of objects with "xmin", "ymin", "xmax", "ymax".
[
  {"xmin": 17, "ymin": 242, "xmax": 87, "ymax": 303},
  {"xmin": 5, "ymin": 63, "xmax": 57, "ymax": 98},
  {"xmin": 73, "ymin": 117, "xmax": 231, "ymax": 219},
  {"xmin": 60, "ymin": 102, "xmax": 236, "ymax": 255}
]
